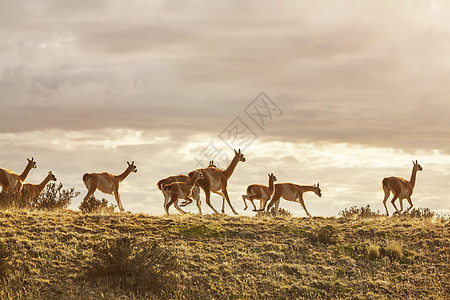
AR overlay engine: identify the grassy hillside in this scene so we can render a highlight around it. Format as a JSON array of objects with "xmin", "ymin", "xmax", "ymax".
[{"xmin": 0, "ymin": 210, "xmax": 448, "ymax": 299}]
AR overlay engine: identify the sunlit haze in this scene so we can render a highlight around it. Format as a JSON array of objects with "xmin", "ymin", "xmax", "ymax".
[{"xmin": 1, "ymin": 1, "xmax": 449, "ymax": 216}]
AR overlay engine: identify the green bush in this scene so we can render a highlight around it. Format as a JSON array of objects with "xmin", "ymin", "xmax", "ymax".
[{"xmin": 87, "ymin": 236, "xmax": 179, "ymax": 296}]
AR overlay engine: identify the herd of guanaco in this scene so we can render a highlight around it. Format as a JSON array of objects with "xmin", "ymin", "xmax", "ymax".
[{"xmin": 0, "ymin": 150, "xmax": 422, "ymax": 217}]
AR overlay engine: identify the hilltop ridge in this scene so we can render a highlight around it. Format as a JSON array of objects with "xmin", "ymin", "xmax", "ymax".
[{"xmin": 0, "ymin": 210, "xmax": 448, "ymax": 299}]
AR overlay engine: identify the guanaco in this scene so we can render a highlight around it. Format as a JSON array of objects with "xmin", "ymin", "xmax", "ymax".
[
  {"xmin": 382, "ymin": 160, "xmax": 422, "ymax": 216},
  {"xmin": 0, "ymin": 157, "xmax": 37, "ymax": 193},
  {"xmin": 82, "ymin": 161, "xmax": 137, "ymax": 212},
  {"xmin": 22, "ymin": 171, "xmax": 57, "ymax": 199},
  {"xmin": 195, "ymin": 149, "xmax": 245, "ymax": 215},
  {"xmin": 242, "ymin": 173, "xmax": 277, "ymax": 212},
  {"xmin": 265, "ymin": 183, "xmax": 322, "ymax": 217},
  {"xmin": 163, "ymin": 170, "xmax": 204, "ymax": 216}
]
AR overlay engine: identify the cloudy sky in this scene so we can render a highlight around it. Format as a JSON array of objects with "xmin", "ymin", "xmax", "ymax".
[{"xmin": 1, "ymin": 0, "xmax": 449, "ymax": 216}]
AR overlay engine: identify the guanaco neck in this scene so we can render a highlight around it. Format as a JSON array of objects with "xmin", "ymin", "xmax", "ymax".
[
  {"xmin": 268, "ymin": 177, "xmax": 275, "ymax": 193},
  {"xmin": 115, "ymin": 166, "xmax": 133, "ymax": 182},
  {"xmin": 37, "ymin": 175, "xmax": 53, "ymax": 193},
  {"xmin": 223, "ymin": 154, "xmax": 240, "ymax": 180},
  {"xmin": 187, "ymin": 173, "xmax": 200, "ymax": 187},
  {"xmin": 299, "ymin": 185, "xmax": 316, "ymax": 193},
  {"xmin": 409, "ymin": 166, "xmax": 418, "ymax": 191},
  {"xmin": 19, "ymin": 162, "xmax": 34, "ymax": 182}
]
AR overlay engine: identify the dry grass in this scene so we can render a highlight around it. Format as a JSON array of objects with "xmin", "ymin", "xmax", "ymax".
[
  {"xmin": 0, "ymin": 240, "xmax": 13, "ymax": 279},
  {"xmin": 367, "ymin": 244, "xmax": 380, "ymax": 260},
  {"xmin": 0, "ymin": 209, "xmax": 448, "ymax": 299},
  {"xmin": 384, "ymin": 242, "xmax": 403, "ymax": 261}
]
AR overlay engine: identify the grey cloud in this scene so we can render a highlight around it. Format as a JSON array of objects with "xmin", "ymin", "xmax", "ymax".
[
  {"xmin": 31, "ymin": 68, "xmax": 106, "ymax": 92},
  {"xmin": 1, "ymin": 1, "xmax": 450, "ymax": 153}
]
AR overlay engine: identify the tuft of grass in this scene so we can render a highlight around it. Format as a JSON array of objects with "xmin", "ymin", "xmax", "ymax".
[
  {"xmin": 87, "ymin": 236, "xmax": 179, "ymax": 296},
  {"xmin": 79, "ymin": 196, "xmax": 116, "ymax": 214},
  {"xmin": 368, "ymin": 244, "xmax": 380, "ymax": 260},
  {"xmin": 384, "ymin": 242, "xmax": 403, "ymax": 261}
]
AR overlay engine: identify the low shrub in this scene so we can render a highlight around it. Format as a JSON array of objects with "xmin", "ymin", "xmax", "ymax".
[
  {"xmin": 87, "ymin": 236, "xmax": 179, "ymax": 296},
  {"xmin": 0, "ymin": 191, "xmax": 33, "ymax": 210},
  {"xmin": 269, "ymin": 207, "xmax": 292, "ymax": 217},
  {"xmin": 33, "ymin": 183, "xmax": 80, "ymax": 210},
  {"xmin": 338, "ymin": 205, "xmax": 381, "ymax": 219},
  {"xmin": 406, "ymin": 208, "xmax": 435, "ymax": 218},
  {"xmin": 0, "ymin": 184, "xmax": 79, "ymax": 211},
  {"xmin": 79, "ymin": 197, "xmax": 116, "ymax": 214}
]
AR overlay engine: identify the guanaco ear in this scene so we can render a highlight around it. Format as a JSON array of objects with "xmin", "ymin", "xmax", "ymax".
[
  {"xmin": 415, "ymin": 160, "xmax": 418, "ymax": 164},
  {"xmin": 48, "ymin": 171, "xmax": 52, "ymax": 175},
  {"xmin": 238, "ymin": 148, "xmax": 241, "ymax": 153},
  {"xmin": 317, "ymin": 183, "xmax": 320, "ymax": 188},
  {"xmin": 132, "ymin": 161, "xmax": 135, "ymax": 165}
]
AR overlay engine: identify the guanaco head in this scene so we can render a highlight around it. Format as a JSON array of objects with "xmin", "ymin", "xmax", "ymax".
[
  {"xmin": 268, "ymin": 173, "xmax": 277, "ymax": 182},
  {"xmin": 313, "ymin": 183, "xmax": 322, "ymax": 197},
  {"xmin": 208, "ymin": 160, "xmax": 217, "ymax": 168},
  {"xmin": 48, "ymin": 171, "xmax": 57, "ymax": 182},
  {"xmin": 127, "ymin": 161, "xmax": 137, "ymax": 173},
  {"xmin": 27, "ymin": 157, "xmax": 37, "ymax": 169},
  {"xmin": 188, "ymin": 170, "xmax": 204, "ymax": 181},
  {"xmin": 413, "ymin": 160, "xmax": 423, "ymax": 172},
  {"xmin": 234, "ymin": 149, "xmax": 246, "ymax": 162}
]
